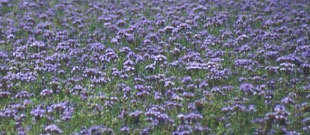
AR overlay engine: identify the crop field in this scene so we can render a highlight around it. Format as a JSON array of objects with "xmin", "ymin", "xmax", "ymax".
[{"xmin": 0, "ymin": 0, "xmax": 310, "ymax": 134}]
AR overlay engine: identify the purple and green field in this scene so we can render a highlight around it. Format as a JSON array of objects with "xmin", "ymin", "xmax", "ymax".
[{"xmin": 0, "ymin": 0, "xmax": 310, "ymax": 134}]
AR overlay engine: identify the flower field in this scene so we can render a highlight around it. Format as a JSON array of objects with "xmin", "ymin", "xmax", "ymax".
[{"xmin": 0, "ymin": 0, "xmax": 310, "ymax": 134}]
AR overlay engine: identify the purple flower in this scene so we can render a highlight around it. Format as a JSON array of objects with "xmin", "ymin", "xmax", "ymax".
[
  {"xmin": 181, "ymin": 76, "xmax": 192, "ymax": 84},
  {"xmin": 8, "ymin": 103, "xmax": 25, "ymax": 110},
  {"xmin": 15, "ymin": 90, "xmax": 34, "ymax": 99},
  {"xmin": 234, "ymin": 59, "xmax": 256, "ymax": 67},
  {"xmin": 123, "ymin": 59, "xmax": 135, "ymax": 67},
  {"xmin": 88, "ymin": 42, "xmax": 105, "ymax": 51},
  {"xmin": 119, "ymin": 47, "xmax": 132, "ymax": 54},
  {"xmin": 281, "ymin": 97, "xmax": 295, "ymax": 105},
  {"xmin": 140, "ymin": 127, "xmax": 151, "ymax": 135},
  {"xmin": 240, "ymin": 83, "xmax": 255, "ymax": 95},
  {"xmin": 120, "ymin": 126, "xmax": 130, "ymax": 133},
  {"xmin": 44, "ymin": 124, "xmax": 63, "ymax": 134},
  {"xmin": 154, "ymin": 55, "xmax": 167, "ymax": 64},
  {"xmin": 40, "ymin": 89, "xmax": 53, "ymax": 97},
  {"xmin": 199, "ymin": 81, "xmax": 208, "ymax": 89},
  {"xmin": 31, "ymin": 106, "xmax": 46, "ymax": 119},
  {"xmin": 0, "ymin": 90, "xmax": 11, "ymax": 98},
  {"xmin": 247, "ymin": 104, "xmax": 257, "ymax": 112},
  {"xmin": 1, "ymin": 108, "xmax": 18, "ymax": 118},
  {"xmin": 129, "ymin": 110, "xmax": 143, "ymax": 125},
  {"xmin": 164, "ymin": 26, "xmax": 174, "ymax": 33},
  {"xmin": 193, "ymin": 123, "xmax": 211, "ymax": 134}
]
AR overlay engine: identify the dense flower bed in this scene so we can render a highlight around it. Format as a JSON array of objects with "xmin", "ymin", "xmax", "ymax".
[{"xmin": 0, "ymin": 0, "xmax": 310, "ymax": 134}]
